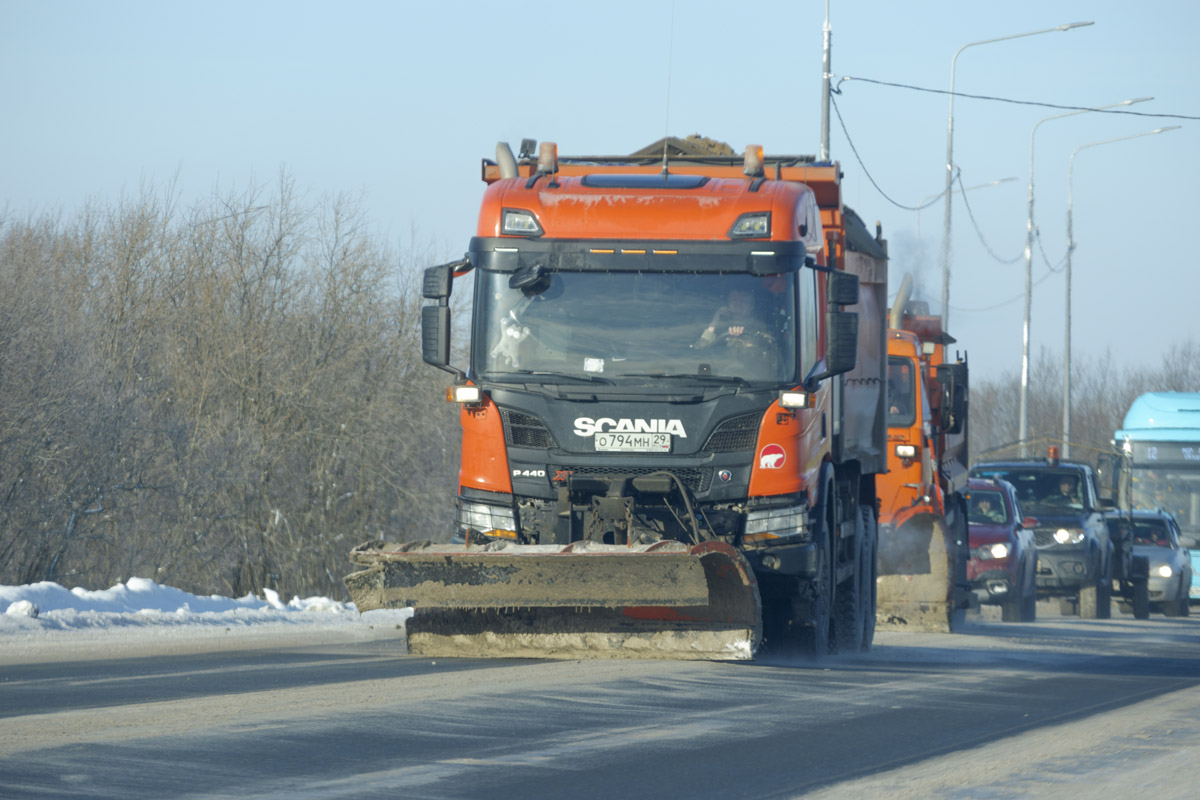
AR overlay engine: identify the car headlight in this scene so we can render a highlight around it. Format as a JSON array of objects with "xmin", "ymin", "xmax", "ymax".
[
  {"xmin": 1156, "ymin": 564, "xmax": 1174, "ymax": 578},
  {"xmin": 977, "ymin": 542, "xmax": 1010, "ymax": 560},
  {"xmin": 1053, "ymin": 528, "xmax": 1086, "ymax": 544},
  {"xmin": 744, "ymin": 504, "xmax": 810, "ymax": 545},
  {"xmin": 457, "ymin": 500, "xmax": 517, "ymax": 540}
]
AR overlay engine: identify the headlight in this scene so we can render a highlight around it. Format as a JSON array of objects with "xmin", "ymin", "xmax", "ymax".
[
  {"xmin": 502, "ymin": 208, "xmax": 544, "ymax": 236},
  {"xmin": 895, "ymin": 444, "xmax": 917, "ymax": 458},
  {"xmin": 744, "ymin": 504, "xmax": 809, "ymax": 545},
  {"xmin": 1053, "ymin": 528, "xmax": 1086, "ymax": 544},
  {"xmin": 729, "ymin": 212, "xmax": 771, "ymax": 239},
  {"xmin": 1156, "ymin": 564, "xmax": 1174, "ymax": 578},
  {"xmin": 978, "ymin": 542, "xmax": 1010, "ymax": 560},
  {"xmin": 458, "ymin": 500, "xmax": 517, "ymax": 539}
]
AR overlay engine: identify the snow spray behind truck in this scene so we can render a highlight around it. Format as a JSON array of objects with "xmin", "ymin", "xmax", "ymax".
[{"xmin": 345, "ymin": 138, "xmax": 888, "ymax": 659}]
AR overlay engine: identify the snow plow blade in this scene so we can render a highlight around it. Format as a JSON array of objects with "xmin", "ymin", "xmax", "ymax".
[
  {"xmin": 875, "ymin": 516, "xmax": 959, "ymax": 632},
  {"xmin": 346, "ymin": 539, "xmax": 761, "ymax": 660}
]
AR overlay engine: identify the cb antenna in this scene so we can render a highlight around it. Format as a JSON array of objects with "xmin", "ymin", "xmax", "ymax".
[
  {"xmin": 662, "ymin": 0, "xmax": 676, "ymax": 178},
  {"xmin": 819, "ymin": 0, "xmax": 832, "ymax": 161}
]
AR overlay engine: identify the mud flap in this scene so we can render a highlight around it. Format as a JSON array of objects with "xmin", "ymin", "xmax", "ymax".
[
  {"xmin": 874, "ymin": 516, "xmax": 959, "ymax": 632},
  {"xmin": 345, "ymin": 539, "xmax": 762, "ymax": 660}
]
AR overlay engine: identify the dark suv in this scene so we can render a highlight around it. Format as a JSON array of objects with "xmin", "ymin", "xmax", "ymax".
[{"xmin": 970, "ymin": 456, "xmax": 1113, "ymax": 618}]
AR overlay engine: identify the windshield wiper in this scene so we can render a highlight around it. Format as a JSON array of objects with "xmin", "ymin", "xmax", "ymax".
[
  {"xmin": 491, "ymin": 370, "xmax": 615, "ymax": 385},
  {"xmin": 619, "ymin": 372, "xmax": 751, "ymax": 386}
]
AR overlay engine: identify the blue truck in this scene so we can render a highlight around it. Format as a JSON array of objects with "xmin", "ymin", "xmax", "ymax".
[{"xmin": 1113, "ymin": 392, "xmax": 1200, "ymax": 604}]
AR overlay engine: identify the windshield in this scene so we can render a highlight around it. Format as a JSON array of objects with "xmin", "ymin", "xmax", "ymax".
[
  {"xmin": 1129, "ymin": 465, "xmax": 1200, "ymax": 536},
  {"xmin": 887, "ymin": 356, "xmax": 916, "ymax": 427},
  {"xmin": 972, "ymin": 468, "xmax": 1085, "ymax": 514},
  {"xmin": 472, "ymin": 269, "xmax": 797, "ymax": 385},
  {"xmin": 967, "ymin": 490, "xmax": 1010, "ymax": 525},
  {"xmin": 1131, "ymin": 519, "xmax": 1173, "ymax": 548}
]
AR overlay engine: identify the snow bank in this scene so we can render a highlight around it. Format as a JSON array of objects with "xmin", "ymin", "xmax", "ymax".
[{"xmin": 0, "ymin": 578, "xmax": 413, "ymax": 663}]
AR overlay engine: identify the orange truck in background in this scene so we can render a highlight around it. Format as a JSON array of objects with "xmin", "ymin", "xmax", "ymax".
[{"xmin": 875, "ymin": 273, "xmax": 970, "ymax": 631}]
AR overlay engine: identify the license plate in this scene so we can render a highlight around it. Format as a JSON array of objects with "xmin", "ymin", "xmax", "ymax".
[{"xmin": 594, "ymin": 432, "xmax": 671, "ymax": 453}]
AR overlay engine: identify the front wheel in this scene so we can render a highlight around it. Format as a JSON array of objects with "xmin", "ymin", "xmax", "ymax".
[
  {"xmin": 1164, "ymin": 581, "xmax": 1189, "ymax": 617},
  {"xmin": 1132, "ymin": 580, "xmax": 1151, "ymax": 620},
  {"xmin": 1079, "ymin": 556, "xmax": 1111, "ymax": 619},
  {"xmin": 801, "ymin": 535, "xmax": 833, "ymax": 659}
]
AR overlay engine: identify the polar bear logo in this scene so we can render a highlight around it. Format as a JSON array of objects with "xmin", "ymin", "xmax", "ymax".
[{"xmin": 759, "ymin": 444, "xmax": 786, "ymax": 469}]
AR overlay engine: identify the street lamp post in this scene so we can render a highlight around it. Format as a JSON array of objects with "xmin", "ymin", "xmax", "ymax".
[
  {"xmin": 1061, "ymin": 125, "xmax": 1181, "ymax": 458},
  {"xmin": 940, "ymin": 21, "xmax": 1092, "ymax": 332},
  {"xmin": 1017, "ymin": 97, "xmax": 1152, "ymax": 456}
]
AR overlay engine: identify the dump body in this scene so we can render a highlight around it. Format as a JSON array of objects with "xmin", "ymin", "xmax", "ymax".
[
  {"xmin": 874, "ymin": 278, "xmax": 969, "ymax": 631},
  {"xmin": 345, "ymin": 139, "xmax": 888, "ymax": 659}
]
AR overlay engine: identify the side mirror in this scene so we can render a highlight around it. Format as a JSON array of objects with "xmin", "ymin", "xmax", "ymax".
[
  {"xmin": 420, "ymin": 259, "xmax": 468, "ymax": 377},
  {"xmin": 421, "ymin": 306, "xmax": 450, "ymax": 368},
  {"xmin": 423, "ymin": 263, "xmax": 454, "ymax": 300},
  {"xmin": 936, "ymin": 362, "xmax": 968, "ymax": 435},
  {"xmin": 827, "ymin": 270, "xmax": 859, "ymax": 306},
  {"xmin": 805, "ymin": 310, "xmax": 858, "ymax": 390},
  {"xmin": 1022, "ymin": 516, "xmax": 1039, "ymax": 529}
]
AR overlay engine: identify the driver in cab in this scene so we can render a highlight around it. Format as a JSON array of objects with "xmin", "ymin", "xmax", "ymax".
[
  {"xmin": 1043, "ymin": 475, "xmax": 1081, "ymax": 507},
  {"xmin": 696, "ymin": 288, "xmax": 768, "ymax": 349}
]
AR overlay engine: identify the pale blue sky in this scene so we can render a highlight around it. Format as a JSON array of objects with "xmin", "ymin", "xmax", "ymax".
[{"xmin": 3, "ymin": 0, "xmax": 1196, "ymax": 380}]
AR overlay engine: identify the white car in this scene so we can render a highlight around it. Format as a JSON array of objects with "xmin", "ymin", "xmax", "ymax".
[{"xmin": 1116, "ymin": 510, "xmax": 1192, "ymax": 617}]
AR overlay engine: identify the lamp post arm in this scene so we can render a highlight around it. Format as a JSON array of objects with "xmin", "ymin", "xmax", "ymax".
[
  {"xmin": 1061, "ymin": 125, "xmax": 1181, "ymax": 457},
  {"xmin": 940, "ymin": 21, "xmax": 1093, "ymax": 332}
]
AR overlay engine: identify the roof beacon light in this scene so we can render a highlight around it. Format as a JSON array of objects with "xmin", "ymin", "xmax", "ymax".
[
  {"xmin": 538, "ymin": 142, "xmax": 558, "ymax": 175},
  {"xmin": 744, "ymin": 144, "xmax": 764, "ymax": 177},
  {"xmin": 1047, "ymin": 446, "xmax": 1060, "ymax": 466}
]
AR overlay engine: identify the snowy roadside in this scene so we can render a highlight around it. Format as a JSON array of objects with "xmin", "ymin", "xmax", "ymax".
[{"xmin": 0, "ymin": 578, "xmax": 412, "ymax": 664}]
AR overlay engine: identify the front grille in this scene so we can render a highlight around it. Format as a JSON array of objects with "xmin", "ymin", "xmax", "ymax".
[
  {"xmin": 1034, "ymin": 529, "xmax": 1056, "ymax": 547},
  {"xmin": 703, "ymin": 412, "xmax": 761, "ymax": 452},
  {"xmin": 551, "ymin": 464, "xmax": 713, "ymax": 493},
  {"xmin": 500, "ymin": 408, "xmax": 557, "ymax": 449}
]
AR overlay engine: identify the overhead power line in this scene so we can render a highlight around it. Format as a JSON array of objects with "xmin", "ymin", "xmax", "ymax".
[{"xmin": 838, "ymin": 76, "xmax": 1200, "ymax": 121}]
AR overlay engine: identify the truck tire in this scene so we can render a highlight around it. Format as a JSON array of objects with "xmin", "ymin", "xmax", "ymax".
[
  {"xmin": 801, "ymin": 533, "xmax": 834, "ymax": 659},
  {"xmin": 1132, "ymin": 579, "xmax": 1150, "ymax": 620},
  {"xmin": 833, "ymin": 511, "xmax": 864, "ymax": 654},
  {"xmin": 859, "ymin": 505, "xmax": 877, "ymax": 651}
]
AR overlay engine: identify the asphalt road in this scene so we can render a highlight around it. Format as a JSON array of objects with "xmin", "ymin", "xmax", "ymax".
[{"xmin": 3, "ymin": 605, "xmax": 1199, "ymax": 799}]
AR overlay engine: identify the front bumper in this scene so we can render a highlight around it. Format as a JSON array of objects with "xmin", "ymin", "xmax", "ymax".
[
  {"xmin": 743, "ymin": 540, "xmax": 819, "ymax": 579},
  {"xmin": 1147, "ymin": 574, "xmax": 1183, "ymax": 603},
  {"xmin": 1034, "ymin": 547, "xmax": 1095, "ymax": 595},
  {"xmin": 968, "ymin": 565, "xmax": 1017, "ymax": 605}
]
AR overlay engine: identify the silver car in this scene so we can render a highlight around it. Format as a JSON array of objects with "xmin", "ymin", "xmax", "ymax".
[{"xmin": 1116, "ymin": 510, "xmax": 1192, "ymax": 617}]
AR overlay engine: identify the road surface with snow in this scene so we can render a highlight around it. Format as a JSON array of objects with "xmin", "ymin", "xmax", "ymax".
[{"xmin": 2, "ymin": 580, "xmax": 1199, "ymax": 798}]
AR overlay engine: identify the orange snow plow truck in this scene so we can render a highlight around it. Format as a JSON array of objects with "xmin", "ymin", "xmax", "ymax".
[
  {"xmin": 875, "ymin": 274, "xmax": 970, "ymax": 631},
  {"xmin": 345, "ymin": 138, "xmax": 888, "ymax": 660}
]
